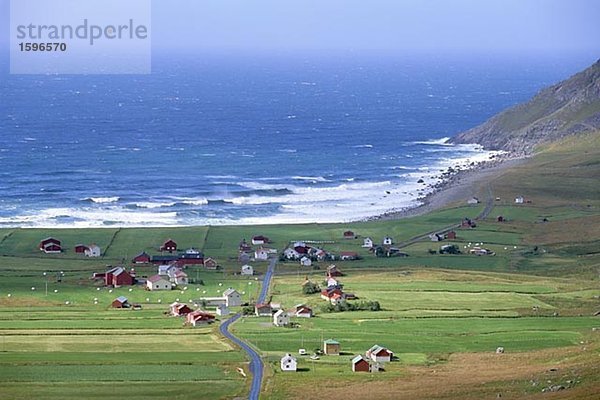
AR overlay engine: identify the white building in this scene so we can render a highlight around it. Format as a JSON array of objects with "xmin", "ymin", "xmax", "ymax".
[
  {"xmin": 300, "ymin": 256, "xmax": 312, "ymax": 267},
  {"xmin": 146, "ymin": 275, "xmax": 172, "ymax": 291},
  {"xmin": 223, "ymin": 288, "xmax": 242, "ymax": 307},
  {"xmin": 467, "ymin": 197, "xmax": 480, "ymax": 205},
  {"xmin": 273, "ymin": 309, "xmax": 290, "ymax": 327},
  {"xmin": 84, "ymin": 244, "xmax": 101, "ymax": 257},
  {"xmin": 382, "ymin": 236, "xmax": 393, "ymax": 245},
  {"xmin": 216, "ymin": 305, "xmax": 230, "ymax": 316},
  {"xmin": 280, "ymin": 353, "xmax": 297, "ymax": 371},
  {"xmin": 515, "ymin": 196, "xmax": 524, "ymax": 204},
  {"xmin": 254, "ymin": 248, "xmax": 269, "ymax": 261},
  {"xmin": 241, "ymin": 264, "xmax": 254, "ymax": 276},
  {"xmin": 362, "ymin": 237, "xmax": 374, "ymax": 248}
]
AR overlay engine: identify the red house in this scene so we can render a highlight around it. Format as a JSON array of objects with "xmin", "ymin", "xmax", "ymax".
[
  {"xmin": 203, "ymin": 257, "xmax": 219, "ymax": 270},
  {"xmin": 446, "ymin": 231, "xmax": 457, "ymax": 240},
  {"xmin": 39, "ymin": 237, "xmax": 62, "ymax": 254},
  {"xmin": 186, "ymin": 311, "xmax": 215, "ymax": 326},
  {"xmin": 112, "ymin": 296, "xmax": 129, "ymax": 308},
  {"xmin": 169, "ymin": 302, "xmax": 193, "ymax": 316},
  {"xmin": 132, "ymin": 251, "xmax": 151, "ymax": 264},
  {"xmin": 160, "ymin": 239, "xmax": 177, "ymax": 253},
  {"xmin": 326, "ymin": 265, "xmax": 343, "ymax": 277},
  {"xmin": 352, "ymin": 355, "xmax": 371, "ymax": 372},
  {"xmin": 105, "ymin": 267, "xmax": 134, "ymax": 288},
  {"xmin": 343, "ymin": 230, "xmax": 356, "ymax": 239},
  {"xmin": 74, "ymin": 244, "xmax": 88, "ymax": 253}
]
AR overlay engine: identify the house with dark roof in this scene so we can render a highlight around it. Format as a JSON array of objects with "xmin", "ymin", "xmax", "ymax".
[
  {"xmin": 366, "ymin": 345, "xmax": 393, "ymax": 363},
  {"xmin": 160, "ymin": 239, "xmax": 177, "ymax": 253},
  {"xmin": 132, "ymin": 251, "xmax": 151, "ymax": 264},
  {"xmin": 105, "ymin": 267, "xmax": 133, "ymax": 288},
  {"xmin": 39, "ymin": 237, "xmax": 61, "ymax": 254},
  {"xmin": 169, "ymin": 302, "xmax": 193, "ymax": 316}
]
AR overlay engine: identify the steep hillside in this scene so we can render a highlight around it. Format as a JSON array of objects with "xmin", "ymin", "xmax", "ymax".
[{"xmin": 451, "ymin": 59, "xmax": 600, "ymax": 153}]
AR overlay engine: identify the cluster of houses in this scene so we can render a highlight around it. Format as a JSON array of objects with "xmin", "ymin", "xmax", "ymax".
[
  {"xmin": 132, "ymin": 239, "xmax": 218, "ymax": 270},
  {"xmin": 38, "ymin": 237, "xmax": 101, "ymax": 257},
  {"xmin": 282, "ymin": 241, "xmax": 337, "ymax": 264},
  {"xmin": 429, "ymin": 231, "xmax": 457, "ymax": 241},
  {"xmin": 319, "ymin": 274, "xmax": 357, "ymax": 304},
  {"xmin": 239, "ymin": 236, "xmax": 277, "ymax": 263},
  {"xmin": 280, "ymin": 340, "xmax": 394, "ymax": 373},
  {"xmin": 168, "ymin": 302, "xmax": 216, "ymax": 326},
  {"xmin": 253, "ymin": 302, "xmax": 314, "ymax": 327}
]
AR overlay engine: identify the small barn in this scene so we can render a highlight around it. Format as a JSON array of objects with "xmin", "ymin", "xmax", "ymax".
[
  {"xmin": 112, "ymin": 296, "xmax": 129, "ymax": 308},
  {"xmin": 169, "ymin": 302, "xmax": 193, "ymax": 316},
  {"xmin": 39, "ymin": 237, "xmax": 62, "ymax": 254},
  {"xmin": 255, "ymin": 303, "xmax": 272, "ymax": 316},
  {"xmin": 446, "ymin": 231, "xmax": 457, "ymax": 240},
  {"xmin": 186, "ymin": 311, "xmax": 215, "ymax": 326},
  {"xmin": 515, "ymin": 196, "xmax": 524, "ymax": 204},
  {"xmin": 132, "ymin": 251, "xmax": 151, "ymax": 264},
  {"xmin": 160, "ymin": 239, "xmax": 177, "ymax": 253},
  {"xmin": 352, "ymin": 355, "xmax": 370, "ymax": 372},
  {"xmin": 280, "ymin": 353, "xmax": 297, "ymax": 372},
  {"xmin": 343, "ymin": 230, "xmax": 356, "ymax": 239},
  {"xmin": 203, "ymin": 257, "xmax": 219, "ymax": 270},
  {"xmin": 241, "ymin": 264, "xmax": 254, "ymax": 276},
  {"xmin": 366, "ymin": 345, "xmax": 393, "ymax": 363},
  {"xmin": 105, "ymin": 267, "xmax": 134, "ymax": 288},
  {"xmin": 74, "ymin": 244, "xmax": 88, "ymax": 254},
  {"xmin": 251, "ymin": 235, "xmax": 269, "ymax": 245},
  {"xmin": 323, "ymin": 339, "xmax": 340, "ymax": 355},
  {"xmin": 273, "ymin": 310, "xmax": 290, "ymax": 327},
  {"xmin": 294, "ymin": 304, "xmax": 313, "ymax": 318}
]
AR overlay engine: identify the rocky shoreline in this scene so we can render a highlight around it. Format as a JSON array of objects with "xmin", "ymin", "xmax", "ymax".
[{"xmin": 368, "ymin": 151, "xmax": 529, "ymax": 221}]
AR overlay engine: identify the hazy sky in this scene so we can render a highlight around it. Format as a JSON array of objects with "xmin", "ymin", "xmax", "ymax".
[{"xmin": 1, "ymin": 0, "xmax": 599, "ymax": 54}]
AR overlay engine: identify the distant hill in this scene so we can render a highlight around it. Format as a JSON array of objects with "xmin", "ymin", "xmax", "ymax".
[{"xmin": 450, "ymin": 59, "xmax": 600, "ymax": 153}]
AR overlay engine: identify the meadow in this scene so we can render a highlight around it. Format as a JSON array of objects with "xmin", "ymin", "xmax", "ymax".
[{"xmin": 0, "ymin": 132, "xmax": 599, "ymax": 399}]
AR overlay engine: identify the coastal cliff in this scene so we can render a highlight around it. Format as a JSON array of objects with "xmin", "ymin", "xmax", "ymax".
[{"xmin": 451, "ymin": 59, "xmax": 600, "ymax": 153}]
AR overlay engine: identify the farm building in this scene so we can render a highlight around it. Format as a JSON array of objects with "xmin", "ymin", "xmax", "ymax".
[
  {"xmin": 241, "ymin": 264, "xmax": 254, "ymax": 276},
  {"xmin": 74, "ymin": 244, "xmax": 87, "ymax": 253},
  {"xmin": 160, "ymin": 239, "xmax": 177, "ymax": 253},
  {"xmin": 222, "ymin": 288, "xmax": 242, "ymax": 307},
  {"xmin": 429, "ymin": 233, "xmax": 443, "ymax": 242},
  {"xmin": 254, "ymin": 248, "xmax": 269, "ymax": 261},
  {"xmin": 323, "ymin": 339, "xmax": 340, "ymax": 355},
  {"xmin": 366, "ymin": 345, "xmax": 393, "ymax": 362},
  {"xmin": 111, "ymin": 296, "xmax": 129, "ymax": 308},
  {"xmin": 293, "ymin": 304, "xmax": 313, "ymax": 318},
  {"xmin": 300, "ymin": 256, "xmax": 312, "ymax": 267},
  {"xmin": 150, "ymin": 255, "xmax": 178, "ymax": 265},
  {"xmin": 446, "ymin": 231, "xmax": 457, "ymax": 240},
  {"xmin": 469, "ymin": 247, "xmax": 495, "ymax": 256},
  {"xmin": 352, "ymin": 355, "xmax": 371, "ymax": 372},
  {"xmin": 146, "ymin": 274, "xmax": 172, "ymax": 291},
  {"xmin": 169, "ymin": 302, "xmax": 193, "ymax": 316},
  {"xmin": 105, "ymin": 267, "xmax": 134, "ymax": 288},
  {"xmin": 362, "ymin": 237, "xmax": 374, "ymax": 248},
  {"xmin": 84, "ymin": 244, "xmax": 101, "ymax": 257},
  {"xmin": 39, "ymin": 237, "xmax": 61, "ymax": 254},
  {"xmin": 515, "ymin": 196, "xmax": 524, "ymax": 204},
  {"xmin": 175, "ymin": 251, "xmax": 204, "ymax": 267},
  {"xmin": 340, "ymin": 251, "xmax": 359, "ymax": 261},
  {"xmin": 283, "ymin": 248, "xmax": 301, "ymax": 260},
  {"xmin": 326, "ymin": 277, "xmax": 339, "ymax": 288},
  {"xmin": 255, "ymin": 303, "xmax": 272, "ymax": 316},
  {"xmin": 203, "ymin": 257, "xmax": 219, "ymax": 270},
  {"xmin": 343, "ymin": 230, "xmax": 356, "ymax": 239},
  {"xmin": 326, "ymin": 265, "xmax": 343, "ymax": 277},
  {"xmin": 382, "ymin": 236, "xmax": 393, "ymax": 245},
  {"xmin": 273, "ymin": 310, "xmax": 290, "ymax": 327},
  {"xmin": 186, "ymin": 311, "xmax": 215, "ymax": 326},
  {"xmin": 167, "ymin": 268, "xmax": 188, "ymax": 286},
  {"xmin": 132, "ymin": 251, "xmax": 151, "ymax": 264},
  {"xmin": 467, "ymin": 197, "xmax": 480, "ymax": 205},
  {"xmin": 280, "ymin": 354, "xmax": 297, "ymax": 372},
  {"xmin": 239, "ymin": 239, "xmax": 252, "ymax": 252},
  {"xmin": 251, "ymin": 235, "xmax": 269, "ymax": 245}
]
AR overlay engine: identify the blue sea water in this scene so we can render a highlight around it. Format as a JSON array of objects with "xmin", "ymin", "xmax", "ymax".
[{"xmin": 0, "ymin": 52, "xmax": 594, "ymax": 227}]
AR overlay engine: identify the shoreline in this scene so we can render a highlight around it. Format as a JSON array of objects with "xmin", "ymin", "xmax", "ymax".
[{"xmin": 370, "ymin": 152, "xmax": 529, "ymax": 221}]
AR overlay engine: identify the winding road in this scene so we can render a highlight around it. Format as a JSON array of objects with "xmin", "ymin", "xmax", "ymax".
[{"xmin": 219, "ymin": 257, "xmax": 276, "ymax": 400}]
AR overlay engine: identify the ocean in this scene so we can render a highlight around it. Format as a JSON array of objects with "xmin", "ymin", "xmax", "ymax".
[{"xmin": 0, "ymin": 52, "xmax": 593, "ymax": 227}]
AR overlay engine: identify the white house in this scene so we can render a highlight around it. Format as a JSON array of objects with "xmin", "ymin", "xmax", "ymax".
[
  {"xmin": 362, "ymin": 237, "xmax": 374, "ymax": 248},
  {"xmin": 327, "ymin": 277, "xmax": 339, "ymax": 288},
  {"xmin": 467, "ymin": 197, "xmax": 480, "ymax": 205},
  {"xmin": 251, "ymin": 235, "xmax": 268, "ymax": 245},
  {"xmin": 300, "ymin": 256, "xmax": 312, "ymax": 267},
  {"xmin": 515, "ymin": 196, "xmax": 524, "ymax": 204},
  {"xmin": 280, "ymin": 353, "xmax": 297, "ymax": 371},
  {"xmin": 241, "ymin": 264, "xmax": 254, "ymax": 276},
  {"xmin": 254, "ymin": 248, "xmax": 269, "ymax": 261},
  {"xmin": 84, "ymin": 244, "xmax": 101, "ymax": 257},
  {"xmin": 382, "ymin": 236, "xmax": 393, "ymax": 245},
  {"xmin": 223, "ymin": 288, "xmax": 242, "ymax": 307},
  {"xmin": 273, "ymin": 309, "xmax": 290, "ymax": 327},
  {"xmin": 168, "ymin": 268, "xmax": 188, "ymax": 286},
  {"xmin": 366, "ymin": 345, "xmax": 393, "ymax": 363},
  {"xmin": 283, "ymin": 248, "xmax": 300, "ymax": 260},
  {"xmin": 158, "ymin": 264, "xmax": 172, "ymax": 275},
  {"xmin": 146, "ymin": 275, "xmax": 172, "ymax": 291},
  {"xmin": 185, "ymin": 248, "xmax": 201, "ymax": 255}
]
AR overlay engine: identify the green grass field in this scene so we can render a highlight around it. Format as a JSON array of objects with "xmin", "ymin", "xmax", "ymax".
[{"xmin": 0, "ymin": 132, "xmax": 599, "ymax": 399}]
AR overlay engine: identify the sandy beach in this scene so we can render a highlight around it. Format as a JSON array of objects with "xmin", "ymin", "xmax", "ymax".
[{"xmin": 372, "ymin": 153, "xmax": 529, "ymax": 221}]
